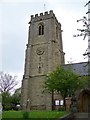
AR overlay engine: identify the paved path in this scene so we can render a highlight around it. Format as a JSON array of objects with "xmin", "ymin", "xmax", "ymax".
[{"xmin": 74, "ymin": 112, "xmax": 90, "ymax": 120}]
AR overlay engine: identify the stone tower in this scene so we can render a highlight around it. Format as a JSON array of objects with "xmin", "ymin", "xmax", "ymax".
[{"xmin": 21, "ymin": 10, "xmax": 65, "ymax": 110}]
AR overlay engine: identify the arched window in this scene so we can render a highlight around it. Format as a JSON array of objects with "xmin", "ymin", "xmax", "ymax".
[{"xmin": 39, "ymin": 24, "xmax": 44, "ymax": 35}]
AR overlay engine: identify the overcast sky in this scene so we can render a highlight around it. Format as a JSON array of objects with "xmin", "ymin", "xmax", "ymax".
[{"xmin": 0, "ymin": 0, "xmax": 89, "ymax": 87}]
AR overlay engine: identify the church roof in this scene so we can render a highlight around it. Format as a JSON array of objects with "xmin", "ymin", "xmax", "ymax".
[{"xmin": 62, "ymin": 62, "xmax": 88, "ymax": 76}]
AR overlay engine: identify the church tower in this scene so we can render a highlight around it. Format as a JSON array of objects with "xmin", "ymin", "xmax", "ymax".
[{"xmin": 21, "ymin": 10, "xmax": 65, "ymax": 110}]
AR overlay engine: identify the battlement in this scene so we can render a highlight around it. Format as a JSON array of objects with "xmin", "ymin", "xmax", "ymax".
[{"xmin": 29, "ymin": 10, "xmax": 59, "ymax": 23}]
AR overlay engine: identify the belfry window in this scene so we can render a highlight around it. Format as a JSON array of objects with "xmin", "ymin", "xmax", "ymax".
[{"xmin": 39, "ymin": 24, "xmax": 44, "ymax": 35}]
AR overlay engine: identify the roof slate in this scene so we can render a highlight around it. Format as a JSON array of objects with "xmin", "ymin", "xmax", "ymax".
[{"xmin": 62, "ymin": 62, "xmax": 88, "ymax": 76}]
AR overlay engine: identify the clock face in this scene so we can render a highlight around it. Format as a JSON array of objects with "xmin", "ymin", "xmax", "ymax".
[{"xmin": 36, "ymin": 47, "xmax": 44, "ymax": 55}]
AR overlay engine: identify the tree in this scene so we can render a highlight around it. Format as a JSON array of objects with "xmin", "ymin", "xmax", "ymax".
[
  {"xmin": 73, "ymin": 2, "xmax": 90, "ymax": 62},
  {"xmin": 2, "ymin": 88, "xmax": 21, "ymax": 111},
  {"xmin": 0, "ymin": 72, "xmax": 18, "ymax": 110},
  {"xmin": 0, "ymin": 72, "xmax": 18, "ymax": 94},
  {"xmin": 11, "ymin": 88, "xmax": 21, "ymax": 110},
  {"xmin": 2, "ymin": 92, "xmax": 12, "ymax": 110},
  {"xmin": 44, "ymin": 67, "xmax": 86, "ymax": 110},
  {"xmin": 73, "ymin": 1, "xmax": 90, "ymax": 88}
]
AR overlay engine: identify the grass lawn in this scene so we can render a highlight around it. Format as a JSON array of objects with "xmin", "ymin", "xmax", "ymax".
[{"xmin": 2, "ymin": 110, "xmax": 69, "ymax": 120}]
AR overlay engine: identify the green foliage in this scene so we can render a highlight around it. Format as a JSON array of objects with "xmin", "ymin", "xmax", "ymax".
[
  {"xmin": 2, "ymin": 92, "xmax": 12, "ymax": 110},
  {"xmin": 11, "ymin": 88, "xmax": 21, "ymax": 110},
  {"xmin": 2, "ymin": 88, "xmax": 21, "ymax": 111},
  {"xmin": 10, "ymin": 94, "xmax": 20, "ymax": 110},
  {"xmin": 78, "ymin": 76, "xmax": 88, "ymax": 88},
  {"xmin": 44, "ymin": 67, "xmax": 87, "ymax": 110},
  {"xmin": 44, "ymin": 67, "xmax": 80, "ymax": 97}
]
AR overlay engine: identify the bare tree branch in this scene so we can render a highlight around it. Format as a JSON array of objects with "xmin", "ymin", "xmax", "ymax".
[{"xmin": 0, "ymin": 72, "xmax": 18, "ymax": 94}]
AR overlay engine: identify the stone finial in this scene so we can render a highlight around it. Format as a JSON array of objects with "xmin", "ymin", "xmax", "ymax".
[
  {"xmin": 31, "ymin": 15, "xmax": 34, "ymax": 20},
  {"xmin": 58, "ymin": 22, "xmax": 61, "ymax": 27},
  {"xmin": 35, "ymin": 14, "xmax": 38, "ymax": 17},
  {"xmin": 40, "ymin": 13, "xmax": 43, "ymax": 16},
  {"xmin": 49, "ymin": 10, "xmax": 53, "ymax": 14},
  {"xmin": 44, "ymin": 11, "xmax": 48, "ymax": 15}
]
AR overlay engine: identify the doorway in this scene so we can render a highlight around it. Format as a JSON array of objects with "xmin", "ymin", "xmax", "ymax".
[{"xmin": 78, "ymin": 89, "xmax": 90, "ymax": 112}]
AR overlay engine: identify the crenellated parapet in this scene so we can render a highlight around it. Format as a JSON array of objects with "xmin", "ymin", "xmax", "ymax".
[{"xmin": 29, "ymin": 10, "xmax": 59, "ymax": 24}]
